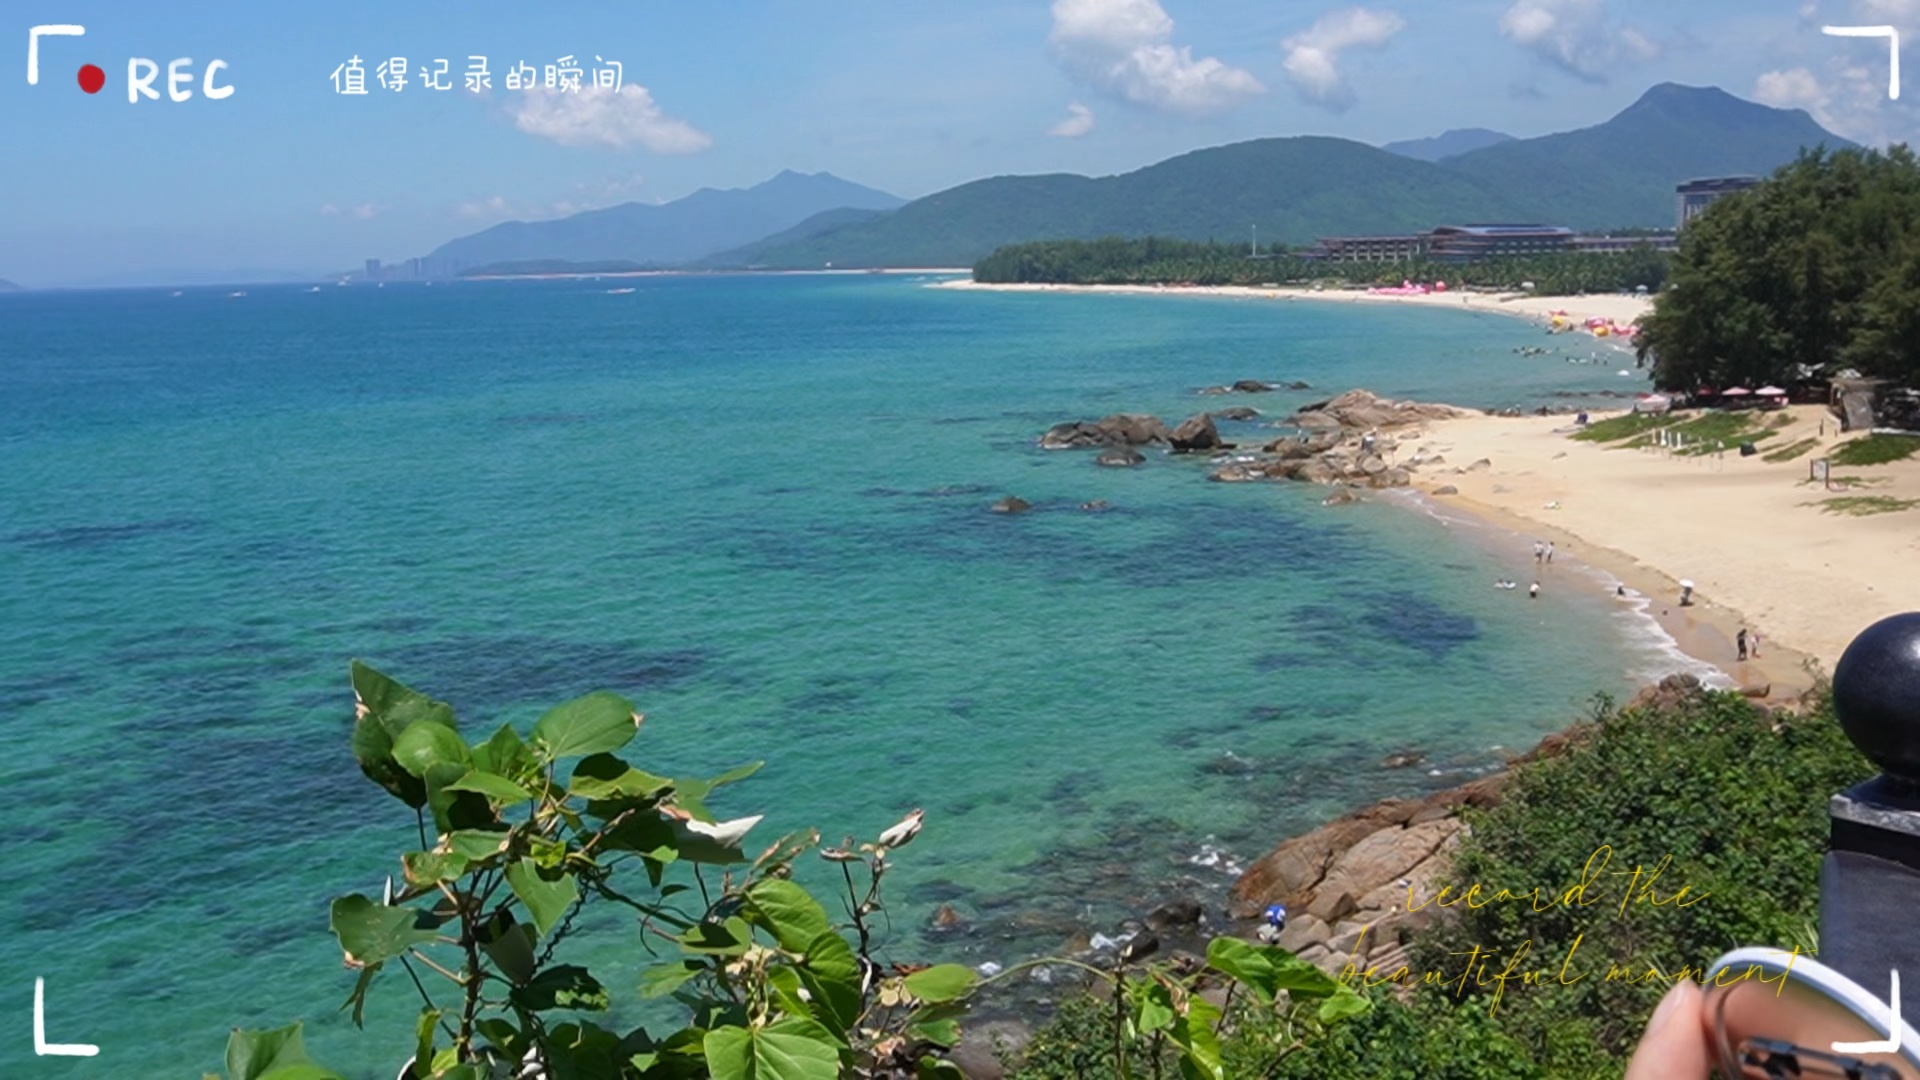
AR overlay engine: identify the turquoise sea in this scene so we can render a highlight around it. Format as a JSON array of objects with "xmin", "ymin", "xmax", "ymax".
[{"xmin": 0, "ymin": 276, "xmax": 1694, "ymax": 1077}]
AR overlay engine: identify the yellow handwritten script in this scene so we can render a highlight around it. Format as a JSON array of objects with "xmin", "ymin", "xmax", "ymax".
[
  {"xmin": 1404, "ymin": 846, "xmax": 1712, "ymax": 917},
  {"xmin": 1324, "ymin": 846, "xmax": 1791, "ymax": 1015}
]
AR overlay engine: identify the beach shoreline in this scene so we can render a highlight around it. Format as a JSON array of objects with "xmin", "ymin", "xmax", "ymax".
[{"xmin": 935, "ymin": 278, "xmax": 1655, "ymax": 335}]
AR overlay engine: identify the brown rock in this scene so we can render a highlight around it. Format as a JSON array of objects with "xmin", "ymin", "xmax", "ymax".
[
  {"xmin": 1431, "ymin": 485, "xmax": 1460, "ymax": 496},
  {"xmin": 1097, "ymin": 446, "xmax": 1146, "ymax": 468},
  {"xmin": 1278, "ymin": 913, "xmax": 1332, "ymax": 952},
  {"xmin": 1170, "ymin": 412, "xmax": 1223, "ymax": 453},
  {"xmin": 929, "ymin": 904, "xmax": 966, "ymax": 930},
  {"xmin": 990, "ymin": 496, "xmax": 1032, "ymax": 514}
]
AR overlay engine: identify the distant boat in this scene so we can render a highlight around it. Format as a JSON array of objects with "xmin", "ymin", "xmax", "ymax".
[
  {"xmin": 170, "ymin": 290, "xmax": 183, "ymax": 297},
  {"xmin": 607, "ymin": 287, "xmax": 636, "ymax": 294},
  {"xmin": 228, "ymin": 290, "xmax": 247, "ymax": 298},
  {"xmin": 307, "ymin": 286, "xmax": 321, "ymax": 293}
]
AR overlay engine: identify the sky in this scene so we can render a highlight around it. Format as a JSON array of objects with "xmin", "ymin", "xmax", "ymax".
[{"xmin": 4, "ymin": 0, "xmax": 1919, "ymax": 286}]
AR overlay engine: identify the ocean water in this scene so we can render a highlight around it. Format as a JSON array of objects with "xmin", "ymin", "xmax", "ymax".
[{"xmin": 0, "ymin": 276, "xmax": 1683, "ymax": 1077}]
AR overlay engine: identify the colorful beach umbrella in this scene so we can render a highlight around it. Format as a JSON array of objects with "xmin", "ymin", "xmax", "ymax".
[
  {"xmin": 1721, "ymin": 387, "xmax": 1752, "ymax": 396},
  {"xmin": 1756, "ymin": 386, "xmax": 1787, "ymax": 396}
]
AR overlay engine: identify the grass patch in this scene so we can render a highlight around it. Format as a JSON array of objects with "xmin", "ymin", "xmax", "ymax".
[
  {"xmin": 1808, "ymin": 495, "xmax": 1920, "ymax": 516},
  {"xmin": 1764, "ymin": 438, "xmax": 1821, "ymax": 463},
  {"xmin": 1571, "ymin": 412, "xmax": 1673, "ymax": 443},
  {"xmin": 1831, "ymin": 433, "xmax": 1920, "ymax": 467}
]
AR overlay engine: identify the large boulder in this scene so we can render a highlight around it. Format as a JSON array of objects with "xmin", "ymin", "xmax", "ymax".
[
  {"xmin": 990, "ymin": 496, "xmax": 1032, "ymax": 514},
  {"xmin": 1290, "ymin": 389, "xmax": 1474, "ymax": 433},
  {"xmin": 1169, "ymin": 413, "xmax": 1223, "ymax": 453},
  {"xmin": 1097, "ymin": 447, "xmax": 1146, "ymax": 468},
  {"xmin": 1039, "ymin": 414, "xmax": 1171, "ymax": 450},
  {"xmin": 1211, "ymin": 406, "xmax": 1262, "ymax": 422}
]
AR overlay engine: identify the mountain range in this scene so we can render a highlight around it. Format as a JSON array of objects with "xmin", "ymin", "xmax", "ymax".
[
  {"xmin": 1382, "ymin": 128, "xmax": 1516, "ymax": 162},
  {"xmin": 429, "ymin": 83, "xmax": 1851, "ymax": 274},
  {"xmin": 432, "ymin": 170, "xmax": 904, "ymax": 272}
]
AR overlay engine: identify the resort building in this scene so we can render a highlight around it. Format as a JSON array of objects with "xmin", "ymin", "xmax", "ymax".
[
  {"xmin": 1677, "ymin": 177, "xmax": 1762, "ymax": 228},
  {"xmin": 1307, "ymin": 224, "xmax": 1674, "ymax": 263}
]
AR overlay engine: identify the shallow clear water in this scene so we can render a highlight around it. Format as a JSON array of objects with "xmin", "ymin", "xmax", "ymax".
[{"xmin": 0, "ymin": 276, "xmax": 1673, "ymax": 1076}]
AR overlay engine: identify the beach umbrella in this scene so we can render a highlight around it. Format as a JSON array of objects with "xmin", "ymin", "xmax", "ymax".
[
  {"xmin": 1757, "ymin": 386, "xmax": 1787, "ymax": 396},
  {"xmin": 1722, "ymin": 387, "xmax": 1752, "ymax": 396}
]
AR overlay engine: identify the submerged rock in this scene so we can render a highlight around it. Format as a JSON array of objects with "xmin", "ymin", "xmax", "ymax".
[
  {"xmin": 1039, "ymin": 414, "xmax": 1172, "ymax": 450},
  {"xmin": 1096, "ymin": 446, "xmax": 1146, "ymax": 468},
  {"xmin": 990, "ymin": 496, "xmax": 1032, "ymax": 514}
]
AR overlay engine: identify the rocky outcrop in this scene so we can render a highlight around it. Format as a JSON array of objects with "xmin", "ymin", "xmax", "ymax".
[
  {"xmin": 1290, "ymin": 389, "xmax": 1475, "ymax": 433},
  {"xmin": 1169, "ymin": 413, "xmax": 1224, "ymax": 453},
  {"xmin": 1039, "ymin": 414, "xmax": 1172, "ymax": 450},
  {"xmin": 990, "ymin": 496, "xmax": 1033, "ymax": 514},
  {"xmin": 1096, "ymin": 447, "xmax": 1146, "ymax": 468},
  {"xmin": 1210, "ymin": 407, "xmax": 1262, "ymax": 422}
]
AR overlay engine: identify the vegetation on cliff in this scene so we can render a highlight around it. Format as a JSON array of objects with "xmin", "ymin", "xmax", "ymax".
[{"xmin": 1015, "ymin": 685, "xmax": 1871, "ymax": 1079}]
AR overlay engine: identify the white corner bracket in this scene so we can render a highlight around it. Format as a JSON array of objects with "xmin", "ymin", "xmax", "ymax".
[
  {"xmin": 1833, "ymin": 969, "xmax": 1903, "ymax": 1056},
  {"xmin": 26, "ymin": 24, "xmax": 85, "ymax": 85},
  {"xmin": 1824, "ymin": 25, "xmax": 1902, "ymax": 101},
  {"xmin": 34, "ymin": 977, "xmax": 99, "ymax": 1058}
]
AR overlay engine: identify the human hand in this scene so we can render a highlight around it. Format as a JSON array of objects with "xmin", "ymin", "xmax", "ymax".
[{"xmin": 1624, "ymin": 979, "xmax": 1714, "ymax": 1079}]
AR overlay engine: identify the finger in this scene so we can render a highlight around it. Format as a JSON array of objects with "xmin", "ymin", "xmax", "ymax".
[{"xmin": 1624, "ymin": 979, "xmax": 1712, "ymax": 1080}]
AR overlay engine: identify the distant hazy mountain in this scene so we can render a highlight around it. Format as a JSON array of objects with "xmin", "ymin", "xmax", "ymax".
[
  {"xmin": 718, "ymin": 139, "xmax": 1521, "ymax": 269},
  {"xmin": 720, "ymin": 83, "xmax": 1848, "ymax": 269},
  {"xmin": 1383, "ymin": 128, "xmax": 1515, "ymax": 162},
  {"xmin": 0, "ymin": 279, "xmax": 22, "ymax": 291},
  {"xmin": 695, "ymin": 207, "xmax": 893, "ymax": 268},
  {"xmin": 427, "ymin": 171, "xmax": 904, "ymax": 271},
  {"xmin": 1442, "ymin": 83, "xmax": 1852, "ymax": 228}
]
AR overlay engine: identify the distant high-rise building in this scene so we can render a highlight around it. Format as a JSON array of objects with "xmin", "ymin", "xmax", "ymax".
[
  {"xmin": 364, "ymin": 258, "xmax": 381, "ymax": 279},
  {"xmin": 1677, "ymin": 177, "xmax": 1761, "ymax": 229}
]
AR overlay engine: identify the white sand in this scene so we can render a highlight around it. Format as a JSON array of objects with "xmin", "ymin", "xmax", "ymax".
[
  {"xmin": 936, "ymin": 280, "xmax": 1653, "ymax": 335},
  {"xmin": 1412, "ymin": 407, "xmax": 1920, "ymax": 681}
]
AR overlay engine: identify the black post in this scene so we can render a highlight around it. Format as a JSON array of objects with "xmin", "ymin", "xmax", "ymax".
[{"xmin": 1821, "ymin": 612, "xmax": 1920, "ymax": 1022}]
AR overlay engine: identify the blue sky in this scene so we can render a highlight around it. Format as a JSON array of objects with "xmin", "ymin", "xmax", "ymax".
[{"xmin": 4, "ymin": 0, "xmax": 1915, "ymax": 285}]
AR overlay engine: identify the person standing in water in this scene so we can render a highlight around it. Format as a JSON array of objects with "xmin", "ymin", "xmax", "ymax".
[
  {"xmin": 1736, "ymin": 628, "xmax": 1749, "ymax": 661},
  {"xmin": 1529, "ymin": 582, "xmax": 1541, "ymax": 600},
  {"xmin": 1546, "ymin": 542, "xmax": 1555, "ymax": 564}
]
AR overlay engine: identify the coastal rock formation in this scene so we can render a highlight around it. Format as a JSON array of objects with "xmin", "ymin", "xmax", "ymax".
[
  {"xmin": 1169, "ymin": 413, "xmax": 1224, "ymax": 453},
  {"xmin": 990, "ymin": 496, "xmax": 1032, "ymax": 514},
  {"xmin": 1291, "ymin": 389, "xmax": 1476, "ymax": 433},
  {"xmin": 1200, "ymin": 380, "xmax": 1289, "ymax": 395},
  {"xmin": 1210, "ymin": 407, "xmax": 1262, "ymax": 422},
  {"xmin": 1096, "ymin": 447, "xmax": 1146, "ymax": 468},
  {"xmin": 1039, "ymin": 414, "xmax": 1171, "ymax": 450},
  {"xmin": 1431, "ymin": 485, "xmax": 1460, "ymax": 496}
]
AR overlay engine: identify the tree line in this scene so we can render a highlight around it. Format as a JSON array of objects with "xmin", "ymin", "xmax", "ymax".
[
  {"xmin": 971, "ymin": 237, "xmax": 1672, "ymax": 297},
  {"xmin": 1638, "ymin": 146, "xmax": 1920, "ymax": 391}
]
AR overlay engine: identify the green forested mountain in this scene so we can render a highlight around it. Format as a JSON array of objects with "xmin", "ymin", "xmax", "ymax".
[
  {"xmin": 1442, "ymin": 83, "xmax": 1851, "ymax": 228},
  {"xmin": 722, "ymin": 84, "xmax": 1850, "ymax": 269}
]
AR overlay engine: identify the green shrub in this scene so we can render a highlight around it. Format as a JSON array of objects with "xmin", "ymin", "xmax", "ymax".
[
  {"xmin": 1412, "ymin": 689, "xmax": 1869, "ymax": 1068},
  {"xmin": 1831, "ymin": 433, "xmax": 1920, "ymax": 466}
]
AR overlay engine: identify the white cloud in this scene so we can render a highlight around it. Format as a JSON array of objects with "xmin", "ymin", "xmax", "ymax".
[
  {"xmin": 456, "ymin": 195, "xmax": 514, "ymax": 219},
  {"xmin": 1755, "ymin": 67, "xmax": 1831, "ymax": 114},
  {"xmin": 1498, "ymin": 0, "xmax": 1660, "ymax": 82},
  {"xmin": 1281, "ymin": 7, "xmax": 1405, "ymax": 111},
  {"xmin": 510, "ymin": 84, "xmax": 712, "ymax": 153},
  {"xmin": 1049, "ymin": 101, "xmax": 1097, "ymax": 137},
  {"xmin": 1048, "ymin": 0, "xmax": 1265, "ymax": 114}
]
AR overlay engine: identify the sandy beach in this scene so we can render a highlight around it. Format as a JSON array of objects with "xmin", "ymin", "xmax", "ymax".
[
  {"xmin": 936, "ymin": 279, "xmax": 1654, "ymax": 334},
  {"xmin": 940, "ymin": 278, "xmax": 1920, "ymax": 692},
  {"xmin": 1404, "ymin": 407, "xmax": 1920, "ymax": 690}
]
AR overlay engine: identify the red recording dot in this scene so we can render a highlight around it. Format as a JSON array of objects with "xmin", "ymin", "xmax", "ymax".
[{"xmin": 78, "ymin": 64, "xmax": 105, "ymax": 94}]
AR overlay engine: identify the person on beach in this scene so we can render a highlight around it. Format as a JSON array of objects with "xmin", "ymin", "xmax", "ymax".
[
  {"xmin": 1750, "ymin": 631, "xmax": 1761, "ymax": 658},
  {"xmin": 1546, "ymin": 542, "xmax": 1555, "ymax": 564},
  {"xmin": 1529, "ymin": 582, "xmax": 1541, "ymax": 600},
  {"xmin": 1533, "ymin": 541, "xmax": 1545, "ymax": 563},
  {"xmin": 1736, "ymin": 628, "xmax": 1749, "ymax": 661}
]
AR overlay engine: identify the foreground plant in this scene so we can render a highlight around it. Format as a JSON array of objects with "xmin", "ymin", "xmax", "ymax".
[{"xmin": 212, "ymin": 662, "xmax": 979, "ymax": 1080}]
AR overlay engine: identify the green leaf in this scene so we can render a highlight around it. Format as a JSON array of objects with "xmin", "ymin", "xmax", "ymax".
[
  {"xmin": 470, "ymin": 723, "xmax": 537, "ymax": 782},
  {"xmin": 1317, "ymin": 984, "xmax": 1374, "ymax": 1024},
  {"xmin": 444, "ymin": 769, "xmax": 532, "ymax": 808},
  {"xmin": 401, "ymin": 851, "xmax": 469, "ymax": 888},
  {"xmin": 906, "ymin": 1002, "xmax": 965, "ymax": 1048},
  {"xmin": 413, "ymin": 1007, "xmax": 440, "ymax": 1077},
  {"xmin": 393, "ymin": 721, "xmax": 472, "ymax": 778},
  {"xmin": 916, "ymin": 1061, "xmax": 967, "ymax": 1080},
  {"xmin": 349, "ymin": 662, "xmax": 454, "ymax": 808},
  {"xmin": 742, "ymin": 879, "xmax": 831, "ymax": 953},
  {"xmin": 510, "ymin": 964, "xmax": 610, "ymax": 1012},
  {"xmin": 476, "ymin": 912, "xmax": 537, "ymax": 986},
  {"xmin": 444, "ymin": 829, "xmax": 511, "ymax": 863},
  {"xmin": 531, "ymin": 691, "xmax": 640, "ymax": 760},
  {"xmin": 223, "ymin": 1022, "xmax": 342, "ymax": 1080},
  {"xmin": 329, "ymin": 895, "xmax": 436, "ymax": 968},
  {"xmin": 1205, "ymin": 937, "xmax": 1338, "ymax": 1002},
  {"xmin": 569, "ymin": 753, "xmax": 672, "ymax": 801},
  {"xmin": 679, "ymin": 917, "xmax": 755, "ymax": 956},
  {"xmin": 1132, "ymin": 981, "xmax": 1175, "ymax": 1035},
  {"xmin": 640, "ymin": 959, "xmax": 703, "ymax": 1000},
  {"xmin": 903, "ymin": 964, "xmax": 978, "ymax": 1005},
  {"xmin": 703, "ymin": 1017, "xmax": 842, "ymax": 1080},
  {"xmin": 1172, "ymin": 996, "xmax": 1225, "ymax": 1080},
  {"xmin": 796, "ymin": 930, "xmax": 862, "ymax": 1037},
  {"xmin": 505, "ymin": 859, "xmax": 578, "ymax": 936},
  {"xmin": 672, "ymin": 762, "xmax": 764, "ymax": 823}
]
